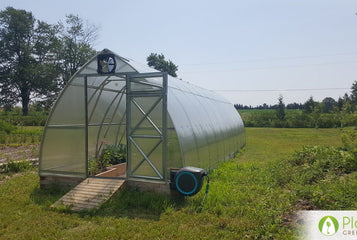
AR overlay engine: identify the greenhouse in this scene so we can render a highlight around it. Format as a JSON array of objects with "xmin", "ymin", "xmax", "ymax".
[{"xmin": 39, "ymin": 49, "xmax": 245, "ymax": 194}]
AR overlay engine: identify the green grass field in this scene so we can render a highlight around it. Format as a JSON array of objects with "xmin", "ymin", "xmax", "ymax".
[{"xmin": 0, "ymin": 128, "xmax": 354, "ymax": 239}]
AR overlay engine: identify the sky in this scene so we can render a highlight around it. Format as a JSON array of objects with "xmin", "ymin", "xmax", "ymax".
[{"xmin": 1, "ymin": 0, "xmax": 357, "ymax": 106}]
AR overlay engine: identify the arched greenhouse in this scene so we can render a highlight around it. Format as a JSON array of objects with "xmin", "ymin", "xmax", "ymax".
[{"xmin": 39, "ymin": 49, "xmax": 245, "ymax": 194}]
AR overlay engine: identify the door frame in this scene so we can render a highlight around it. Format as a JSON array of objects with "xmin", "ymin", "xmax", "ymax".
[{"xmin": 125, "ymin": 72, "xmax": 168, "ymax": 181}]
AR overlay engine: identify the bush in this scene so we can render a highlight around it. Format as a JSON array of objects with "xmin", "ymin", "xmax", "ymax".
[
  {"xmin": 0, "ymin": 160, "xmax": 33, "ymax": 173},
  {"xmin": 317, "ymin": 114, "xmax": 340, "ymax": 128},
  {"xmin": 88, "ymin": 144, "xmax": 126, "ymax": 175},
  {"xmin": 0, "ymin": 127, "xmax": 42, "ymax": 144},
  {"xmin": 0, "ymin": 115, "xmax": 47, "ymax": 126},
  {"xmin": 341, "ymin": 129, "xmax": 357, "ymax": 152},
  {"xmin": 285, "ymin": 145, "xmax": 357, "ymax": 187},
  {"xmin": 239, "ymin": 109, "xmax": 357, "ymax": 128},
  {"xmin": 88, "ymin": 158, "xmax": 100, "ymax": 176},
  {"xmin": 272, "ymin": 119, "xmax": 288, "ymax": 128},
  {"xmin": 0, "ymin": 120, "xmax": 17, "ymax": 133},
  {"xmin": 101, "ymin": 144, "xmax": 126, "ymax": 165}
]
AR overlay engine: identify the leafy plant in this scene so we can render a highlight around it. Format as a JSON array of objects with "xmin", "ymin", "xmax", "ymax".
[
  {"xmin": 88, "ymin": 158, "xmax": 100, "ymax": 175},
  {"xmin": 101, "ymin": 144, "xmax": 126, "ymax": 165},
  {"xmin": 0, "ymin": 120, "xmax": 17, "ymax": 133},
  {"xmin": 341, "ymin": 129, "xmax": 357, "ymax": 152},
  {"xmin": 0, "ymin": 160, "xmax": 34, "ymax": 173},
  {"xmin": 89, "ymin": 144, "xmax": 126, "ymax": 175},
  {"xmin": 290, "ymin": 145, "xmax": 357, "ymax": 183}
]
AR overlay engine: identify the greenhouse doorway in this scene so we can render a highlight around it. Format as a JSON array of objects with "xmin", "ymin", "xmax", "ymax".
[
  {"xmin": 126, "ymin": 72, "xmax": 168, "ymax": 181},
  {"xmin": 85, "ymin": 72, "xmax": 168, "ymax": 181},
  {"xmin": 85, "ymin": 74, "xmax": 127, "ymax": 179}
]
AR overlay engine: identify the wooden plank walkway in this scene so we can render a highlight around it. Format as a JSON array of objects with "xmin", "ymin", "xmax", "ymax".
[{"xmin": 51, "ymin": 178, "xmax": 125, "ymax": 211}]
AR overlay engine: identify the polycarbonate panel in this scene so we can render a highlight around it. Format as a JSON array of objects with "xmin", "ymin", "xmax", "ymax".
[
  {"xmin": 40, "ymin": 127, "xmax": 86, "ymax": 177},
  {"xmin": 195, "ymin": 95, "xmax": 218, "ymax": 169},
  {"xmin": 167, "ymin": 88, "xmax": 198, "ymax": 166},
  {"xmin": 48, "ymin": 84, "xmax": 85, "ymax": 125},
  {"xmin": 88, "ymin": 89, "xmax": 124, "ymax": 124},
  {"xmin": 130, "ymin": 81, "xmax": 162, "ymax": 92},
  {"xmin": 130, "ymin": 137, "xmax": 163, "ymax": 178},
  {"xmin": 129, "ymin": 97, "xmax": 163, "ymax": 133},
  {"xmin": 167, "ymin": 77, "xmax": 245, "ymax": 171},
  {"xmin": 166, "ymin": 126, "xmax": 182, "ymax": 170}
]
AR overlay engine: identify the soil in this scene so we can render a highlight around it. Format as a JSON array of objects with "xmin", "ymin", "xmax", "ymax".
[
  {"xmin": 281, "ymin": 199, "xmax": 318, "ymax": 228},
  {"xmin": 0, "ymin": 144, "xmax": 40, "ymax": 164}
]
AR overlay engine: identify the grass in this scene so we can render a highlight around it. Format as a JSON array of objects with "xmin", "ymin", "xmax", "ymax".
[
  {"xmin": 239, "ymin": 128, "xmax": 342, "ymax": 164},
  {"xmin": 0, "ymin": 126, "xmax": 43, "ymax": 145},
  {"xmin": 0, "ymin": 127, "xmax": 353, "ymax": 239}
]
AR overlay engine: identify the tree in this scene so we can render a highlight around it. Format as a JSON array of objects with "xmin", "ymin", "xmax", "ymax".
[
  {"xmin": 276, "ymin": 95, "xmax": 286, "ymax": 121},
  {"xmin": 286, "ymin": 102, "xmax": 303, "ymax": 110},
  {"xmin": 303, "ymin": 96, "xmax": 318, "ymax": 114},
  {"xmin": 337, "ymin": 97, "xmax": 345, "ymax": 111},
  {"xmin": 57, "ymin": 14, "xmax": 98, "ymax": 85},
  {"xmin": 351, "ymin": 81, "xmax": 357, "ymax": 106},
  {"xmin": 0, "ymin": 7, "xmax": 60, "ymax": 115},
  {"xmin": 321, "ymin": 97, "xmax": 337, "ymax": 113},
  {"xmin": 147, "ymin": 53, "xmax": 178, "ymax": 77}
]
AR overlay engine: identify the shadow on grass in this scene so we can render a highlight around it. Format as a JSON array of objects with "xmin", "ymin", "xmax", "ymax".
[
  {"xmin": 90, "ymin": 189, "xmax": 187, "ymax": 220},
  {"xmin": 30, "ymin": 184, "xmax": 71, "ymax": 208},
  {"xmin": 30, "ymin": 185, "xmax": 187, "ymax": 220}
]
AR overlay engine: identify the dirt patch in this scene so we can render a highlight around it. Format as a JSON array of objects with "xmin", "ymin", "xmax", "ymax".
[
  {"xmin": 281, "ymin": 199, "xmax": 318, "ymax": 228},
  {"xmin": 0, "ymin": 144, "xmax": 39, "ymax": 164}
]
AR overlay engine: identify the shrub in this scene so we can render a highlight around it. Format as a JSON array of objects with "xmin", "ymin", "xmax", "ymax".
[
  {"xmin": 317, "ymin": 114, "xmax": 340, "ymax": 128},
  {"xmin": 290, "ymin": 145, "xmax": 357, "ymax": 183},
  {"xmin": 0, "ymin": 115, "xmax": 47, "ymax": 126},
  {"xmin": 88, "ymin": 144, "xmax": 126, "ymax": 175},
  {"xmin": 0, "ymin": 120, "xmax": 17, "ymax": 134},
  {"xmin": 341, "ymin": 129, "xmax": 357, "ymax": 152},
  {"xmin": 101, "ymin": 144, "xmax": 126, "ymax": 165},
  {"xmin": 0, "ymin": 160, "xmax": 33, "ymax": 173},
  {"xmin": 88, "ymin": 158, "xmax": 100, "ymax": 175},
  {"xmin": 239, "ymin": 109, "xmax": 357, "ymax": 128}
]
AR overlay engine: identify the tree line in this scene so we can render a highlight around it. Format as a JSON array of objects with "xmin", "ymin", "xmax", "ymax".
[
  {"xmin": 235, "ymin": 84, "xmax": 357, "ymax": 112},
  {"xmin": 0, "ymin": 7, "xmax": 97, "ymax": 115},
  {"xmin": 238, "ymin": 81, "xmax": 357, "ymax": 128}
]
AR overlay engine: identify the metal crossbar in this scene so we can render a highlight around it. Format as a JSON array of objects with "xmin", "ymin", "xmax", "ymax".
[
  {"xmin": 130, "ymin": 138, "xmax": 163, "ymax": 177},
  {"xmin": 130, "ymin": 97, "xmax": 162, "ymax": 136},
  {"xmin": 129, "ymin": 136, "xmax": 163, "ymax": 179}
]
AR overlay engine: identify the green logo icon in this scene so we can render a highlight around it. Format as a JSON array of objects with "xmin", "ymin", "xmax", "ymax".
[{"xmin": 318, "ymin": 216, "xmax": 339, "ymax": 236}]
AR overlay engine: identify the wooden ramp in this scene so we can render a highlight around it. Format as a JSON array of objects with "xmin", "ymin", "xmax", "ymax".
[{"xmin": 52, "ymin": 178, "xmax": 125, "ymax": 211}]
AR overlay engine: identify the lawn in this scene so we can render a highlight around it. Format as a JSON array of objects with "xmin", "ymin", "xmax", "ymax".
[{"xmin": 0, "ymin": 127, "xmax": 353, "ymax": 239}]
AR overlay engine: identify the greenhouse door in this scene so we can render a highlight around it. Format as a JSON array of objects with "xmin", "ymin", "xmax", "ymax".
[{"xmin": 126, "ymin": 72, "xmax": 168, "ymax": 181}]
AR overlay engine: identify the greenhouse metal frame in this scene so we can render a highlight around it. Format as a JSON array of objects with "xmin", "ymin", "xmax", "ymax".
[{"xmin": 39, "ymin": 49, "xmax": 245, "ymax": 189}]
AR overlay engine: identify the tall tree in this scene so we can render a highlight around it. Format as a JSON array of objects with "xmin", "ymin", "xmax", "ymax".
[
  {"xmin": 58, "ymin": 14, "xmax": 98, "ymax": 85},
  {"xmin": 351, "ymin": 81, "xmax": 357, "ymax": 106},
  {"xmin": 147, "ymin": 53, "xmax": 178, "ymax": 77},
  {"xmin": 276, "ymin": 95, "xmax": 286, "ymax": 121},
  {"xmin": 303, "ymin": 96, "xmax": 318, "ymax": 114},
  {"xmin": 0, "ymin": 7, "xmax": 60, "ymax": 115},
  {"xmin": 321, "ymin": 97, "xmax": 337, "ymax": 113}
]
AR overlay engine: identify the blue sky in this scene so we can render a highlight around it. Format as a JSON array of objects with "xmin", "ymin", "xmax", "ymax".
[{"xmin": 1, "ymin": 0, "xmax": 357, "ymax": 106}]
